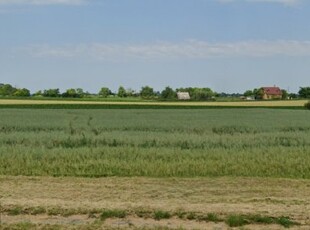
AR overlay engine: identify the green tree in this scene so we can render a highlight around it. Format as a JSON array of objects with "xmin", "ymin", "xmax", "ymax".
[
  {"xmin": 63, "ymin": 88, "xmax": 79, "ymax": 98},
  {"xmin": 140, "ymin": 86, "xmax": 155, "ymax": 98},
  {"xmin": 99, "ymin": 87, "xmax": 111, "ymax": 98},
  {"xmin": 281, "ymin": 89, "xmax": 288, "ymax": 100},
  {"xmin": 253, "ymin": 88, "xmax": 264, "ymax": 99},
  {"xmin": 288, "ymin": 93, "xmax": 298, "ymax": 99},
  {"xmin": 244, "ymin": 90, "xmax": 253, "ymax": 97},
  {"xmin": 298, "ymin": 87, "xmax": 310, "ymax": 98},
  {"xmin": 0, "ymin": 84, "xmax": 17, "ymax": 96},
  {"xmin": 161, "ymin": 86, "xmax": 176, "ymax": 100},
  {"xmin": 13, "ymin": 88, "xmax": 30, "ymax": 97},
  {"xmin": 33, "ymin": 90, "xmax": 43, "ymax": 96},
  {"xmin": 126, "ymin": 88, "xmax": 136, "ymax": 97},
  {"xmin": 76, "ymin": 88, "xmax": 85, "ymax": 97},
  {"xmin": 43, "ymin": 88, "xmax": 60, "ymax": 97},
  {"xmin": 191, "ymin": 88, "xmax": 214, "ymax": 100},
  {"xmin": 117, "ymin": 86, "xmax": 127, "ymax": 97}
]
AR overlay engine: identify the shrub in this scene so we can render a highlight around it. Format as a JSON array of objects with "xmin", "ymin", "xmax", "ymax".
[
  {"xmin": 277, "ymin": 216, "xmax": 298, "ymax": 228},
  {"xmin": 7, "ymin": 206, "xmax": 23, "ymax": 216},
  {"xmin": 206, "ymin": 213, "xmax": 221, "ymax": 222},
  {"xmin": 305, "ymin": 101, "xmax": 310, "ymax": 110},
  {"xmin": 154, "ymin": 210, "xmax": 171, "ymax": 220},
  {"xmin": 226, "ymin": 215, "xmax": 249, "ymax": 227},
  {"xmin": 28, "ymin": 206, "xmax": 46, "ymax": 215},
  {"xmin": 100, "ymin": 210, "xmax": 126, "ymax": 221},
  {"xmin": 186, "ymin": 212, "xmax": 197, "ymax": 220}
]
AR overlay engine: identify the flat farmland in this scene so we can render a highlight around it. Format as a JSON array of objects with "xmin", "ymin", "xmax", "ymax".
[
  {"xmin": 0, "ymin": 108, "xmax": 310, "ymax": 229},
  {"xmin": 0, "ymin": 98, "xmax": 308, "ymax": 107}
]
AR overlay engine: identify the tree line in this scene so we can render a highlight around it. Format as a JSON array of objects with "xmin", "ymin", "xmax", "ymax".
[{"xmin": 1, "ymin": 83, "xmax": 310, "ymax": 100}]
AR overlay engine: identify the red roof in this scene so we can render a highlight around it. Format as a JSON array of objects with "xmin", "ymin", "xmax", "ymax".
[{"xmin": 262, "ymin": 87, "xmax": 282, "ymax": 95}]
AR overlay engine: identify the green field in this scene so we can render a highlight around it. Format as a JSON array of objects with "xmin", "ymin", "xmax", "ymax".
[{"xmin": 1, "ymin": 108, "xmax": 310, "ymax": 178}]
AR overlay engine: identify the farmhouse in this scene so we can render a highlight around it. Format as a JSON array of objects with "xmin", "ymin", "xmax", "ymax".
[
  {"xmin": 177, "ymin": 92, "xmax": 191, "ymax": 100},
  {"xmin": 261, "ymin": 86, "xmax": 282, "ymax": 100}
]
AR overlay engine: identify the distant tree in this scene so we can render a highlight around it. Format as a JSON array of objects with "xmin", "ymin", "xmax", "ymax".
[
  {"xmin": 244, "ymin": 90, "xmax": 254, "ymax": 97},
  {"xmin": 161, "ymin": 86, "xmax": 176, "ymax": 100},
  {"xmin": 288, "ymin": 93, "xmax": 298, "ymax": 99},
  {"xmin": 62, "ymin": 88, "xmax": 79, "ymax": 98},
  {"xmin": 117, "ymin": 86, "xmax": 127, "ymax": 98},
  {"xmin": 126, "ymin": 88, "xmax": 136, "ymax": 97},
  {"xmin": 0, "ymin": 84, "xmax": 17, "ymax": 96},
  {"xmin": 191, "ymin": 88, "xmax": 214, "ymax": 100},
  {"xmin": 43, "ymin": 88, "xmax": 60, "ymax": 97},
  {"xmin": 33, "ymin": 90, "xmax": 43, "ymax": 96},
  {"xmin": 298, "ymin": 87, "xmax": 310, "ymax": 99},
  {"xmin": 281, "ymin": 89, "xmax": 288, "ymax": 100},
  {"xmin": 140, "ymin": 86, "xmax": 155, "ymax": 98},
  {"xmin": 99, "ymin": 87, "xmax": 111, "ymax": 98},
  {"xmin": 13, "ymin": 88, "xmax": 30, "ymax": 97},
  {"xmin": 76, "ymin": 88, "xmax": 85, "ymax": 97},
  {"xmin": 216, "ymin": 92, "xmax": 228, "ymax": 98},
  {"xmin": 253, "ymin": 88, "xmax": 264, "ymax": 100}
]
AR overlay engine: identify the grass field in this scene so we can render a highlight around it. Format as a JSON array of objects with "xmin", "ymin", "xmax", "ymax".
[{"xmin": 1, "ymin": 106, "xmax": 310, "ymax": 229}]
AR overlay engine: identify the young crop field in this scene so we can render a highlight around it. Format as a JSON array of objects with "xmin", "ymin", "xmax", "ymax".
[
  {"xmin": 0, "ymin": 108, "xmax": 309, "ymax": 178},
  {"xmin": 0, "ymin": 108, "xmax": 310, "ymax": 229}
]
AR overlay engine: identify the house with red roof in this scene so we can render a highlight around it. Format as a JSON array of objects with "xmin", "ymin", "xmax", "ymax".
[{"xmin": 261, "ymin": 86, "xmax": 283, "ymax": 100}]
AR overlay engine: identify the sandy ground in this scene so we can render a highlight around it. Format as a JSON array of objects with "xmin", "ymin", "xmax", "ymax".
[{"xmin": 0, "ymin": 176, "xmax": 309, "ymax": 229}]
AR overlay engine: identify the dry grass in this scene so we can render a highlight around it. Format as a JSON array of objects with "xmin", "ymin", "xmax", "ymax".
[
  {"xmin": 0, "ymin": 176, "xmax": 309, "ymax": 229},
  {"xmin": 0, "ymin": 99, "xmax": 307, "ymax": 107}
]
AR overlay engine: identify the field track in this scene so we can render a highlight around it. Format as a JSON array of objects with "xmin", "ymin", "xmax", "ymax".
[
  {"xmin": 0, "ymin": 99, "xmax": 307, "ymax": 107},
  {"xmin": 1, "ymin": 176, "xmax": 309, "ymax": 229}
]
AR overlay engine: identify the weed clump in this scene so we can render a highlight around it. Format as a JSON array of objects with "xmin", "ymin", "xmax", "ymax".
[
  {"xmin": 7, "ymin": 206, "xmax": 23, "ymax": 216},
  {"xmin": 154, "ymin": 210, "xmax": 172, "ymax": 220},
  {"xmin": 100, "ymin": 210, "xmax": 127, "ymax": 221},
  {"xmin": 226, "ymin": 215, "xmax": 249, "ymax": 227},
  {"xmin": 277, "ymin": 216, "xmax": 299, "ymax": 228}
]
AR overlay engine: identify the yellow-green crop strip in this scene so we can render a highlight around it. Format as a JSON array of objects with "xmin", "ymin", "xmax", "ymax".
[{"xmin": 0, "ymin": 98, "xmax": 308, "ymax": 106}]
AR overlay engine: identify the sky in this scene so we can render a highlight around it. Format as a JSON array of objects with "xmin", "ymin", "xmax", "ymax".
[{"xmin": 0, "ymin": 0, "xmax": 310, "ymax": 94}]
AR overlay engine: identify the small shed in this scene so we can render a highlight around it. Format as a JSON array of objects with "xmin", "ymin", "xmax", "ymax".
[{"xmin": 177, "ymin": 92, "xmax": 191, "ymax": 100}]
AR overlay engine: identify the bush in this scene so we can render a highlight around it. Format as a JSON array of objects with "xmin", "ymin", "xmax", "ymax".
[
  {"xmin": 226, "ymin": 215, "xmax": 249, "ymax": 227},
  {"xmin": 305, "ymin": 101, "xmax": 310, "ymax": 110},
  {"xmin": 154, "ymin": 210, "xmax": 172, "ymax": 220},
  {"xmin": 100, "ymin": 210, "xmax": 126, "ymax": 221},
  {"xmin": 277, "ymin": 216, "xmax": 298, "ymax": 228}
]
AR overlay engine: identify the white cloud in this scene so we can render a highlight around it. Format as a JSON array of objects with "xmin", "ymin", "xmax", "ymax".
[
  {"xmin": 19, "ymin": 40, "xmax": 310, "ymax": 61},
  {"xmin": 0, "ymin": 0, "xmax": 87, "ymax": 5},
  {"xmin": 217, "ymin": 0, "xmax": 302, "ymax": 6}
]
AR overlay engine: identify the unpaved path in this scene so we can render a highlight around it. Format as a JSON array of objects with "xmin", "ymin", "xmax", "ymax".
[{"xmin": 0, "ymin": 176, "xmax": 309, "ymax": 229}]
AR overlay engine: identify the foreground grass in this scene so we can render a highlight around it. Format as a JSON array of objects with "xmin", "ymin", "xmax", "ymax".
[
  {"xmin": 0, "ymin": 109, "xmax": 310, "ymax": 178},
  {"xmin": 0, "ymin": 207, "xmax": 300, "ymax": 228}
]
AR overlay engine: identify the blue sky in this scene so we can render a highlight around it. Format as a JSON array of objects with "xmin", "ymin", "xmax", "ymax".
[{"xmin": 0, "ymin": 0, "xmax": 310, "ymax": 93}]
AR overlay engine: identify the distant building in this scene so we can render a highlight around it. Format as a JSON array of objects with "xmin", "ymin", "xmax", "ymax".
[
  {"xmin": 261, "ymin": 86, "xmax": 282, "ymax": 100},
  {"xmin": 177, "ymin": 92, "xmax": 191, "ymax": 100},
  {"xmin": 240, "ymin": 96, "xmax": 255, "ymax": 101}
]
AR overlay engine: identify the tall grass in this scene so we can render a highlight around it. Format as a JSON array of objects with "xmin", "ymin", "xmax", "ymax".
[{"xmin": 0, "ymin": 109, "xmax": 309, "ymax": 178}]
